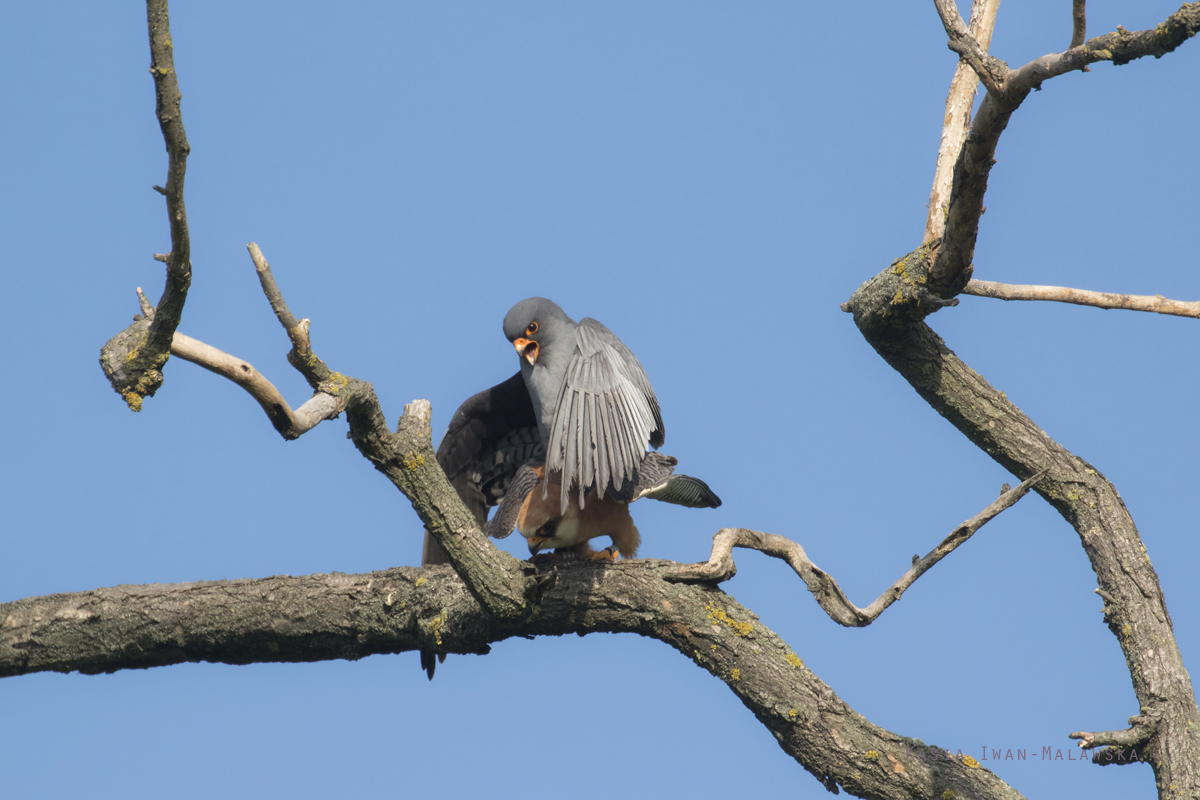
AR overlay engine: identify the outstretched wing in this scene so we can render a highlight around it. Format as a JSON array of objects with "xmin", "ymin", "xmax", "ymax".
[
  {"xmin": 545, "ymin": 318, "xmax": 664, "ymax": 513},
  {"xmin": 423, "ymin": 372, "xmax": 541, "ymax": 565}
]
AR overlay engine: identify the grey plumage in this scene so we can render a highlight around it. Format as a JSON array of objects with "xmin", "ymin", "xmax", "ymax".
[{"xmin": 503, "ymin": 298, "xmax": 664, "ymax": 514}]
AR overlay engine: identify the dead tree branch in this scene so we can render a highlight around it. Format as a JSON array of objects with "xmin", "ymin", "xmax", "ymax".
[
  {"xmin": 158, "ymin": 243, "xmax": 551, "ymax": 622},
  {"xmin": 98, "ymin": 0, "xmax": 194, "ymax": 411},
  {"xmin": 927, "ymin": 2, "xmax": 1200, "ymax": 295},
  {"xmin": 925, "ymin": 0, "xmax": 1000, "ymax": 245},
  {"xmin": 964, "ymin": 279, "xmax": 1200, "ymax": 319},
  {"xmin": 0, "ymin": 565, "xmax": 1027, "ymax": 800},
  {"xmin": 664, "ymin": 473, "xmax": 1043, "ymax": 626},
  {"xmin": 1071, "ymin": 0, "xmax": 1087, "ymax": 49},
  {"xmin": 845, "ymin": 243, "xmax": 1200, "ymax": 797}
]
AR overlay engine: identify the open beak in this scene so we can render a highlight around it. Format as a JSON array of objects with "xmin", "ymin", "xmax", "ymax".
[{"xmin": 513, "ymin": 337, "xmax": 539, "ymax": 366}]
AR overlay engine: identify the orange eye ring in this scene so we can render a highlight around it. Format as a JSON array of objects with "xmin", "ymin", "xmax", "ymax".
[{"xmin": 527, "ymin": 321, "xmax": 539, "ymax": 335}]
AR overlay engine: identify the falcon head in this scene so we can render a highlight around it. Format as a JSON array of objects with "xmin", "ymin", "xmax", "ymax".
[
  {"xmin": 503, "ymin": 297, "xmax": 574, "ymax": 367},
  {"xmin": 526, "ymin": 518, "xmax": 558, "ymax": 556}
]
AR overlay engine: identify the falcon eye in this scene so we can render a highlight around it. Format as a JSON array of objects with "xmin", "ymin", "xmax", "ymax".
[{"xmin": 527, "ymin": 322, "xmax": 539, "ymax": 335}]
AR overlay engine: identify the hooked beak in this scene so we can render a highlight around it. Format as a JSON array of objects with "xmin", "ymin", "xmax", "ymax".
[
  {"xmin": 527, "ymin": 537, "xmax": 547, "ymax": 556},
  {"xmin": 513, "ymin": 337, "xmax": 539, "ymax": 366}
]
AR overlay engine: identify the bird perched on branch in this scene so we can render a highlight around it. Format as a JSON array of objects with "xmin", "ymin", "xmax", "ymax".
[
  {"xmin": 503, "ymin": 296, "xmax": 665, "ymax": 514},
  {"xmin": 419, "ymin": 297, "xmax": 720, "ymax": 677},
  {"xmin": 486, "ymin": 452, "xmax": 721, "ymax": 562}
]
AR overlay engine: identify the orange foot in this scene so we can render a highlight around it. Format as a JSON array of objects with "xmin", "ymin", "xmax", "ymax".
[{"xmin": 585, "ymin": 546, "xmax": 620, "ymax": 562}]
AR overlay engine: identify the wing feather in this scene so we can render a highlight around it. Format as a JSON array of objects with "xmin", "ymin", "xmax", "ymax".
[{"xmin": 544, "ymin": 317, "xmax": 664, "ymax": 512}]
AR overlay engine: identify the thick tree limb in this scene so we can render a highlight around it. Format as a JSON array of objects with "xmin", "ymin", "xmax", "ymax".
[
  {"xmin": 0, "ymin": 566, "xmax": 1027, "ymax": 800},
  {"xmin": 927, "ymin": 2, "xmax": 1200, "ymax": 294},
  {"xmin": 925, "ymin": 0, "xmax": 1001, "ymax": 245},
  {"xmin": 846, "ymin": 245, "xmax": 1200, "ymax": 797},
  {"xmin": 964, "ymin": 279, "xmax": 1200, "ymax": 319},
  {"xmin": 664, "ymin": 473, "xmax": 1043, "ymax": 626},
  {"xmin": 98, "ymin": 0, "xmax": 194, "ymax": 411}
]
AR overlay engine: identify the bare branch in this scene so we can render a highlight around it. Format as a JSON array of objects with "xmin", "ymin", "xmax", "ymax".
[
  {"xmin": 925, "ymin": 0, "xmax": 1001, "ymax": 244},
  {"xmin": 1070, "ymin": 714, "xmax": 1157, "ymax": 751},
  {"xmin": 665, "ymin": 473, "xmax": 1043, "ymax": 627},
  {"xmin": 931, "ymin": 0, "xmax": 1010, "ymax": 94},
  {"xmin": 0, "ymin": 566, "xmax": 1028, "ymax": 800},
  {"xmin": 135, "ymin": 287, "xmax": 154, "ymax": 317},
  {"xmin": 846, "ymin": 243, "xmax": 1200, "ymax": 795},
  {"xmin": 927, "ymin": 3, "xmax": 1200, "ymax": 294},
  {"xmin": 247, "ymin": 243, "xmax": 306, "ymax": 350},
  {"xmin": 169, "ymin": 331, "xmax": 341, "ymax": 438},
  {"xmin": 1071, "ymin": 0, "xmax": 1087, "ymax": 49},
  {"xmin": 964, "ymin": 279, "xmax": 1200, "ymax": 319},
  {"xmin": 98, "ymin": 0, "xmax": 194, "ymax": 411}
]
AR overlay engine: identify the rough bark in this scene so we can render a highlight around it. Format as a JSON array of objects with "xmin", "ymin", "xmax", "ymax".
[
  {"xmin": 846, "ymin": 244, "xmax": 1200, "ymax": 793},
  {"xmin": 99, "ymin": 0, "xmax": 193, "ymax": 411},
  {"xmin": 0, "ymin": 563, "xmax": 1026, "ymax": 800}
]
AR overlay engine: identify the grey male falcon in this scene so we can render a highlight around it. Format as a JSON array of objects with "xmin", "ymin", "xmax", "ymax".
[
  {"xmin": 503, "ymin": 296, "xmax": 665, "ymax": 514},
  {"xmin": 419, "ymin": 297, "xmax": 719, "ymax": 678}
]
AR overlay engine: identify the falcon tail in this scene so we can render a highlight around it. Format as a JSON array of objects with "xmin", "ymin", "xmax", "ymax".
[{"xmin": 639, "ymin": 474, "xmax": 722, "ymax": 509}]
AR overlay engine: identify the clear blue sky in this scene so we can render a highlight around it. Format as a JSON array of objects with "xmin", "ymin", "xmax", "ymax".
[{"xmin": 2, "ymin": 2, "xmax": 1196, "ymax": 797}]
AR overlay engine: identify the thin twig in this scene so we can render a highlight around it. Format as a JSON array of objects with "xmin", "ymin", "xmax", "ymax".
[
  {"xmin": 246, "ymin": 243, "xmax": 326, "ymax": 384},
  {"xmin": 1071, "ymin": 0, "xmax": 1087, "ymax": 49},
  {"xmin": 924, "ymin": 0, "xmax": 1001, "ymax": 244},
  {"xmin": 964, "ymin": 279, "xmax": 1200, "ymax": 319},
  {"xmin": 664, "ymin": 472, "xmax": 1045, "ymax": 627}
]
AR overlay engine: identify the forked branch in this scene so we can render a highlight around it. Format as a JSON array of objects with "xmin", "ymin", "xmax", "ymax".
[{"xmin": 927, "ymin": 2, "xmax": 1200, "ymax": 293}]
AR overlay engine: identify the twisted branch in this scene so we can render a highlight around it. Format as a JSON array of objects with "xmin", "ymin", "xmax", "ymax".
[{"xmin": 664, "ymin": 473, "xmax": 1043, "ymax": 626}]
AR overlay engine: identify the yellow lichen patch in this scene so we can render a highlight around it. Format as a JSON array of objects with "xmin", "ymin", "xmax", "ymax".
[
  {"xmin": 942, "ymin": 791, "xmax": 956, "ymax": 800},
  {"xmin": 326, "ymin": 371, "xmax": 349, "ymax": 393},
  {"xmin": 123, "ymin": 391, "xmax": 144, "ymax": 412},
  {"xmin": 403, "ymin": 453, "xmax": 426, "ymax": 471},
  {"xmin": 963, "ymin": 755, "xmax": 979, "ymax": 768},
  {"xmin": 428, "ymin": 613, "xmax": 447, "ymax": 646},
  {"xmin": 414, "ymin": 576, "xmax": 427, "ymax": 587},
  {"xmin": 788, "ymin": 709, "xmax": 798, "ymax": 719},
  {"xmin": 785, "ymin": 650, "xmax": 804, "ymax": 669},
  {"xmin": 730, "ymin": 668, "xmax": 740, "ymax": 681},
  {"xmin": 865, "ymin": 750, "xmax": 879, "ymax": 761},
  {"xmin": 705, "ymin": 601, "xmax": 753, "ymax": 637}
]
